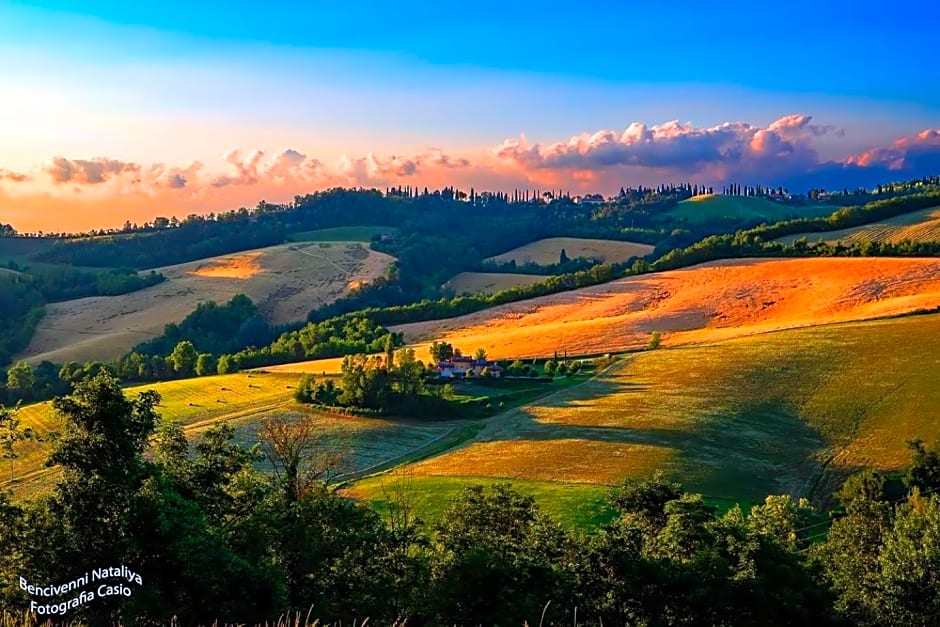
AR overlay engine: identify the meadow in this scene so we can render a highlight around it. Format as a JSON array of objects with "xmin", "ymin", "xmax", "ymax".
[
  {"xmin": 349, "ymin": 312, "xmax": 940, "ymax": 524},
  {"xmin": 486, "ymin": 237, "xmax": 653, "ymax": 266},
  {"xmin": 775, "ymin": 204, "xmax": 940, "ymax": 245},
  {"xmin": 664, "ymin": 194, "xmax": 836, "ymax": 223},
  {"xmin": 443, "ymin": 271, "xmax": 548, "ymax": 295},
  {"xmin": 16, "ymin": 242, "xmax": 394, "ymax": 365}
]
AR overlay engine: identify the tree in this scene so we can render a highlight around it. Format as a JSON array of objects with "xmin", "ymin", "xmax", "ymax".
[
  {"xmin": 294, "ymin": 374, "xmax": 317, "ymax": 403},
  {"xmin": 394, "ymin": 348, "xmax": 426, "ymax": 397},
  {"xmin": 429, "ymin": 341, "xmax": 454, "ymax": 362},
  {"xmin": 195, "ymin": 353, "xmax": 217, "ymax": 377},
  {"xmin": 384, "ymin": 334, "xmax": 396, "ymax": 368},
  {"xmin": 473, "ymin": 347, "xmax": 487, "ymax": 361},
  {"xmin": 217, "ymin": 354, "xmax": 239, "ymax": 374},
  {"xmin": 876, "ymin": 491, "xmax": 940, "ymax": 624},
  {"xmin": 168, "ymin": 340, "xmax": 198, "ymax": 376},
  {"xmin": 0, "ymin": 404, "xmax": 38, "ymax": 482},
  {"xmin": 904, "ymin": 438, "xmax": 940, "ymax": 492},
  {"xmin": 543, "ymin": 360, "xmax": 557, "ymax": 376},
  {"xmin": 340, "ymin": 354, "xmax": 392, "ymax": 410},
  {"xmin": 40, "ymin": 373, "xmax": 162, "ymax": 621},
  {"xmin": 648, "ymin": 331, "xmax": 662, "ymax": 350},
  {"xmin": 6, "ymin": 362, "xmax": 34, "ymax": 401},
  {"xmin": 260, "ymin": 414, "xmax": 345, "ymax": 503},
  {"xmin": 559, "ymin": 248, "xmax": 569, "ymax": 264},
  {"xmin": 430, "ymin": 483, "xmax": 574, "ymax": 626}
]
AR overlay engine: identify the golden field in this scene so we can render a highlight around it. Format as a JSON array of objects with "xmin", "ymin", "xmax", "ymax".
[
  {"xmin": 486, "ymin": 237, "xmax": 653, "ymax": 265},
  {"xmin": 391, "ymin": 257, "xmax": 940, "ymax": 360},
  {"xmin": 17, "ymin": 242, "xmax": 393, "ymax": 365}
]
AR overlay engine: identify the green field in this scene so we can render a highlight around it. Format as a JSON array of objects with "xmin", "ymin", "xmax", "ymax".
[
  {"xmin": 775, "ymin": 205, "xmax": 940, "ymax": 245},
  {"xmin": 286, "ymin": 225, "xmax": 398, "ymax": 242},
  {"xmin": 347, "ymin": 475, "xmax": 617, "ymax": 530},
  {"xmin": 664, "ymin": 195, "xmax": 835, "ymax": 223},
  {"xmin": 349, "ymin": 313, "xmax": 940, "ymax": 524}
]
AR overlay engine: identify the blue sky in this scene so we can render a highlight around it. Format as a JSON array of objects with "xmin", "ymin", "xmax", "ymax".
[{"xmin": 0, "ymin": 0, "xmax": 938, "ymax": 231}]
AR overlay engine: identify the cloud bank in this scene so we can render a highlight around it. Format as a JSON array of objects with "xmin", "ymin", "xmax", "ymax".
[{"xmin": 1, "ymin": 115, "xmax": 938, "ymax": 232}]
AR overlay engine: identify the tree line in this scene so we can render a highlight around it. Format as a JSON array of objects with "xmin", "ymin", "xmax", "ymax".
[{"xmin": 2, "ymin": 374, "xmax": 940, "ymax": 624}]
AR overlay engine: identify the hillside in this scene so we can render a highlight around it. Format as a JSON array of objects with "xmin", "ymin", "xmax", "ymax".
[
  {"xmin": 775, "ymin": 205, "xmax": 940, "ymax": 245},
  {"xmin": 16, "ymin": 241, "xmax": 394, "ymax": 365},
  {"xmin": 665, "ymin": 194, "xmax": 834, "ymax": 223},
  {"xmin": 351, "ymin": 312, "xmax": 940, "ymax": 523},
  {"xmin": 486, "ymin": 237, "xmax": 654, "ymax": 265},
  {"xmin": 389, "ymin": 257, "xmax": 940, "ymax": 360},
  {"xmin": 443, "ymin": 272, "xmax": 548, "ymax": 295}
]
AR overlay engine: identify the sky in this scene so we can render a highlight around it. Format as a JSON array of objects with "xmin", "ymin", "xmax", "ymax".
[{"xmin": 1, "ymin": 0, "xmax": 939, "ymax": 233}]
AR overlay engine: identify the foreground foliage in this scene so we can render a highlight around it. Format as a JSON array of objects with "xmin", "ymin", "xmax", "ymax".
[{"xmin": 1, "ymin": 375, "xmax": 940, "ymax": 624}]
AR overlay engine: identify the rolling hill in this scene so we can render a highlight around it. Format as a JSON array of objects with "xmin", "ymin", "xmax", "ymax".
[
  {"xmin": 349, "ymin": 312, "xmax": 940, "ymax": 525},
  {"xmin": 391, "ymin": 257, "xmax": 940, "ymax": 360},
  {"xmin": 775, "ymin": 205, "xmax": 940, "ymax": 245},
  {"xmin": 16, "ymin": 241, "xmax": 394, "ymax": 365},
  {"xmin": 665, "ymin": 194, "xmax": 835, "ymax": 223},
  {"xmin": 486, "ymin": 237, "xmax": 654, "ymax": 266}
]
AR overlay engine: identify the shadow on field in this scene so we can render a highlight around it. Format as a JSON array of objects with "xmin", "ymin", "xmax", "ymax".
[{"xmin": 476, "ymin": 363, "xmax": 835, "ymax": 505}]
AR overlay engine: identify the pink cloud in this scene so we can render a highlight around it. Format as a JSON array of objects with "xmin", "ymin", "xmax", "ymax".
[
  {"xmin": 845, "ymin": 129, "xmax": 940, "ymax": 170},
  {"xmin": 493, "ymin": 114, "xmax": 843, "ymax": 182}
]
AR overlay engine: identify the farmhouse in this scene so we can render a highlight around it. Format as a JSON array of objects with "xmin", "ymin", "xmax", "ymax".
[{"xmin": 435, "ymin": 356, "xmax": 503, "ymax": 379}]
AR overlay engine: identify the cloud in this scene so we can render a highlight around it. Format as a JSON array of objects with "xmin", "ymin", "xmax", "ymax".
[
  {"xmin": 844, "ymin": 129, "xmax": 940, "ymax": 171},
  {"xmin": 210, "ymin": 150, "xmax": 265, "ymax": 188},
  {"xmin": 493, "ymin": 114, "xmax": 846, "ymax": 183},
  {"xmin": 0, "ymin": 169, "xmax": 30, "ymax": 183},
  {"xmin": 148, "ymin": 161, "xmax": 204, "ymax": 189},
  {"xmin": 46, "ymin": 157, "xmax": 141, "ymax": 184}
]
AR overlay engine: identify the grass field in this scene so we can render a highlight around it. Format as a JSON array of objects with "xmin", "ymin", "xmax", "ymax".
[
  {"xmin": 5, "ymin": 371, "xmax": 458, "ymax": 500},
  {"xmin": 16, "ymin": 242, "xmax": 394, "ymax": 365},
  {"xmin": 286, "ymin": 225, "xmax": 398, "ymax": 242},
  {"xmin": 349, "ymin": 312, "xmax": 940, "ymax": 523},
  {"xmin": 347, "ymin": 475, "xmax": 616, "ymax": 530},
  {"xmin": 443, "ymin": 272, "xmax": 548, "ymax": 295},
  {"xmin": 775, "ymin": 205, "xmax": 940, "ymax": 245},
  {"xmin": 486, "ymin": 237, "xmax": 654, "ymax": 266},
  {"xmin": 392, "ymin": 257, "xmax": 940, "ymax": 360},
  {"xmin": 665, "ymin": 195, "xmax": 835, "ymax": 223}
]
